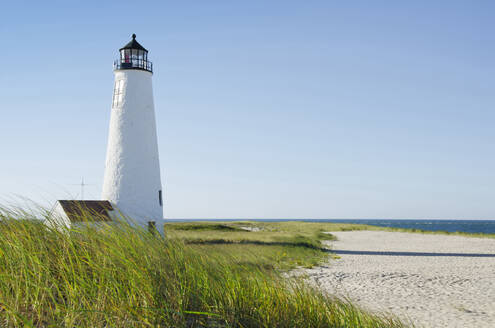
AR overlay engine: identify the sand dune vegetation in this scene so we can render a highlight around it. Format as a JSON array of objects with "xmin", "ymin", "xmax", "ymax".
[{"xmin": 0, "ymin": 206, "xmax": 407, "ymax": 327}]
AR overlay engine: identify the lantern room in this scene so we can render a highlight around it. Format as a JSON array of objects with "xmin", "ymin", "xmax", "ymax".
[{"xmin": 114, "ymin": 34, "xmax": 152, "ymax": 73}]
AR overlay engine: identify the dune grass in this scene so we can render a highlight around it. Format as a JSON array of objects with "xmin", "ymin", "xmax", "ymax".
[
  {"xmin": 165, "ymin": 221, "xmax": 373, "ymax": 270},
  {"xmin": 165, "ymin": 220, "xmax": 495, "ymax": 275},
  {"xmin": 0, "ymin": 207, "xmax": 407, "ymax": 327}
]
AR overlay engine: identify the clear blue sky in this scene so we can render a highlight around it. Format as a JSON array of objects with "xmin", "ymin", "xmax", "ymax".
[{"xmin": 1, "ymin": 1, "xmax": 494, "ymax": 219}]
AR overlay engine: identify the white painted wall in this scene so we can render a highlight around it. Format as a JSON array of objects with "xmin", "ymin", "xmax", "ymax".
[
  {"xmin": 47, "ymin": 201, "xmax": 72, "ymax": 229},
  {"xmin": 102, "ymin": 69, "xmax": 163, "ymax": 226}
]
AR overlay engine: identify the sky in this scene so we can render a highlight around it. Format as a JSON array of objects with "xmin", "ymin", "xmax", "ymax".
[{"xmin": 0, "ymin": 1, "xmax": 494, "ymax": 219}]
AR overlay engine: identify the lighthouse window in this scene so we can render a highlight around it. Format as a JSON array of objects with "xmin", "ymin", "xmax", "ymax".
[
  {"xmin": 159, "ymin": 190, "xmax": 163, "ymax": 206},
  {"xmin": 112, "ymin": 80, "xmax": 124, "ymax": 108}
]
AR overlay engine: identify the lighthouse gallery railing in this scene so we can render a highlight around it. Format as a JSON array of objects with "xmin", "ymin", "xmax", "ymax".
[{"xmin": 114, "ymin": 58, "xmax": 153, "ymax": 73}]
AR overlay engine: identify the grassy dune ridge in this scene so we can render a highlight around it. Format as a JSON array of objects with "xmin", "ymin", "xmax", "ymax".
[
  {"xmin": 0, "ymin": 206, "xmax": 408, "ymax": 327},
  {"xmin": 165, "ymin": 221, "xmax": 373, "ymax": 270},
  {"xmin": 166, "ymin": 220, "xmax": 495, "ymax": 272}
]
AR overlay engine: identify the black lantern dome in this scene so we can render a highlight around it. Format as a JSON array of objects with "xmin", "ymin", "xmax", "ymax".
[{"xmin": 114, "ymin": 34, "xmax": 152, "ymax": 73}]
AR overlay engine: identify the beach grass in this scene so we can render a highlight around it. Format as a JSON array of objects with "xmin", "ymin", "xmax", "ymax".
[
  {"xmin": 165, "ymin": 220, "xmax": 495, "ymax": 273},
  {"xmin": 165, "ymin": 221, "xmax": 374, "ymax": 270},
  {"xmin": 0, "ymin": 206, "xmax": 407, "ymax": 327}
]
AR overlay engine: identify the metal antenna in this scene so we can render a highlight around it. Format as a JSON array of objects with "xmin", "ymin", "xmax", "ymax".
[
  {"xmin": 80, "ymin": 177, "xmax": 86, "ymax": 200},
  {"xmin": 70, "ymin": 177, "xmax": 94, "ymax": 200}
]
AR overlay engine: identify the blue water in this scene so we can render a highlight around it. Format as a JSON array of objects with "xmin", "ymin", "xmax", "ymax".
[{"xmin": 167, "ymin": 219, "xmax": 495, "ymax": 234}]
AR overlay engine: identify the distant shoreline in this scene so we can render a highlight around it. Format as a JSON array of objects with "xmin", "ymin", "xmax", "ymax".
[{"xmin": 164, "ymin": 219, "xmax": 495, "ymax": 235}]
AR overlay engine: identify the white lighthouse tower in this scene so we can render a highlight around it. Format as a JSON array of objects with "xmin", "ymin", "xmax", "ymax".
[{"xmin": 102, "ymin": 34, "xmax": 163, "ymax": 227}]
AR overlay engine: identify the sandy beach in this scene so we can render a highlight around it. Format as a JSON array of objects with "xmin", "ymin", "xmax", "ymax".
[{"xmin": 304, "ymin": 231, "xmax": 495, "ymax": 328}]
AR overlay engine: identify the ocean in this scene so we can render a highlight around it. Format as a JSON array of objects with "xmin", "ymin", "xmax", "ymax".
[{"xmin": 167, "ymin": 219, "xmax": 495, "ymax": 235}]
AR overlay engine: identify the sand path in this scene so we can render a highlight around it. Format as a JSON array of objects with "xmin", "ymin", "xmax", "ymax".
[{"xmin": 304, "ymin": 231, "xmax": 495, "ymax": 328}]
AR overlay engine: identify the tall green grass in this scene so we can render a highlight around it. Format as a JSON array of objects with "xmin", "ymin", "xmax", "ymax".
[{"xmin": 0, "ymin": 206, "xmax": 407, "ymax": 327}]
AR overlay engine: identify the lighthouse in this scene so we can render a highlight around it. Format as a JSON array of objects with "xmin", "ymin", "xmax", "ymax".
[{"xmin": 101, "ymin": 34, "xmax": 163, "ymax": 227}]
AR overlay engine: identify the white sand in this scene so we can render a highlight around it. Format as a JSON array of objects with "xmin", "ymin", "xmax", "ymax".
[{"xmin": 304, "ymin": 231, "xmax": 495, "ymax": 328}]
